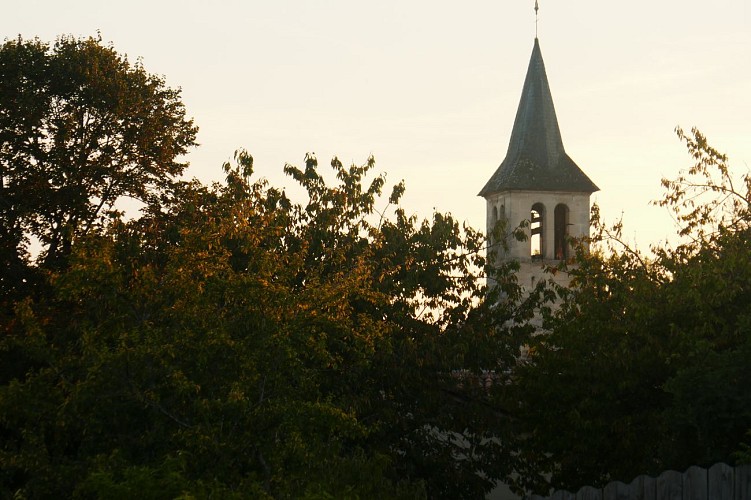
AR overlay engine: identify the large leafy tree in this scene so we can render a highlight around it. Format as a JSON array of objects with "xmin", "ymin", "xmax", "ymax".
[
  {"xmin": 0, "ymin": 147, "xmax": 530, "ymax": 497},
  {"xmin": 0, "ymin": 34, "xmax": 197, "ymax": 287},
  {"xmin": 511, "ymin": 128, "xmax": 751, "ymax": 494}
]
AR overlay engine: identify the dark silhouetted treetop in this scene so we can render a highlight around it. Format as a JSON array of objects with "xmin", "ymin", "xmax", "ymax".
[{"xmin": 0, "ymin": 34, "xmax": 197, "ymax": 271}]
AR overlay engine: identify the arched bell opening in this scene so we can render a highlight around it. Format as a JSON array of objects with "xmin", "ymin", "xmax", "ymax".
[
  {"xmin": 530, "ymin": 202, "xmax": 545, "ymax": 260},
  {"xmin": 554, "ymin": 203, "xmax": 570, "ymax": 260}
]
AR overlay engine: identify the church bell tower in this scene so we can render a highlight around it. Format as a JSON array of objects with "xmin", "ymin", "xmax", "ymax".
[{"xmin": 480, "ymin": 38, "xmax": 598, "ymax": 289}]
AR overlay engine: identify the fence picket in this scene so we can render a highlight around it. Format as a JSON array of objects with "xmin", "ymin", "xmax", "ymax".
[
  {"xmin": 576, "ymin": 485, "xmax": 602, "ymax": 500},
  {"xmin": 735, "ymin": 464, "xmax": 751, "ymax": 500},
  {"xmin": 551, "ymin": 490, "xmax": 575, "ymax": 500},
  {"xmin": 642, "ymin": 475, "xmax": 657, "ymax": 500},
  {"xmin": 627, "ymin": 474, "xmax": 651, "ymax": 500},
  {"xmin": 603, "ymin": 481, "xmax": 629, "ymax": 500},
  {"xmin": 707, "ymin": 463, "xmax": 733, "ymax": 500},
  {"xmin": 683, "ymin": 466, "xmax": 707, "ymax": 500},
  {"xmin": 657, "ymin": 470, "xmax": 682, "ymax": 500}
]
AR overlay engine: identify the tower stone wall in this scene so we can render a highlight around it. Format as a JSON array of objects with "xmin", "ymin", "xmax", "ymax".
[
  {"xmin": 480, "ymin": 38, "xmax": 597, "ymax": 293},
  {"xmin": 487, "ymin": 189, "xmax": 590, "ymax": 291}
]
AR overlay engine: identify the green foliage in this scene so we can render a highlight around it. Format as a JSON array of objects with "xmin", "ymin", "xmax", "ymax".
[
  {"xmin": 0, "ymin": 133, "xmax": 522, "ymax": 497},
  {"xmin": 10, "ymin": 33, "xmax": 749, "ymax": 500},
  {"xmin": 736, "ymin": 431, "xmax": 751, "ymax": 465},
  {"xmin": 0, "ymin": 34, "xmax": 197, "ymax": 282},
  {"xmin": 511, "ymin": 128, "xmax": 751, "ymax": 494}
]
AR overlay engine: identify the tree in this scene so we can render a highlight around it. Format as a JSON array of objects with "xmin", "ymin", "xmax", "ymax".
[
  {"xmin": 0, "ymin": 148, "xmax": 529, "ymax": 498},
  {"xmin": 510, "ymin": 128, "xmax": 751, "ymax": 494},
  {"xmin": 0, "ymin": 34, "xmax": 197, "ymax": 285}
]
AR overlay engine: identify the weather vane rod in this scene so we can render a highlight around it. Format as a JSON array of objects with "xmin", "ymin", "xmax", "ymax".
[{"xmin": 535, "ymin": 0, "xmax": 539, "ymax": 38}]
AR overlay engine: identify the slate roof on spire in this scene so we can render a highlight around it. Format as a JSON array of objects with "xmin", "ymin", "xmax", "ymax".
[{"xmin": 479, "ymin": 38, "xmax": 599, "ymax": 197}]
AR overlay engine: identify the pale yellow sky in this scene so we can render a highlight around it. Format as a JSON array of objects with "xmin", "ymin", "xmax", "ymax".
[{"xmin": 4, "ymin": 0, "xmax": 750, "ymax": 249}]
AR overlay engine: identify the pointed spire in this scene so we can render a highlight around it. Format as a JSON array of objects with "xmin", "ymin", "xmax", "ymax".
[{"xmin": 480, "ymin": 39, "xmax": 598, "ymax": 197}]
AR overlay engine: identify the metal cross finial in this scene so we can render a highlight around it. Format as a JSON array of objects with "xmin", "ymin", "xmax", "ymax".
[{"xmin": 535, "ymin": 0, "xmax": 539, "ymax": 38}]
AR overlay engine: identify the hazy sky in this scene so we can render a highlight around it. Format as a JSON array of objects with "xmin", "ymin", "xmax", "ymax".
[{"xmin": 4, "ymin": 1, "xmax": 750, "ymax": 249}]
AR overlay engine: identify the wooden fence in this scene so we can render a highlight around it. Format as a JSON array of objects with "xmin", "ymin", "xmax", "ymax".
[{"xmin": 529, "ymin": 463, "xmax": 751, "ymax": 500}]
